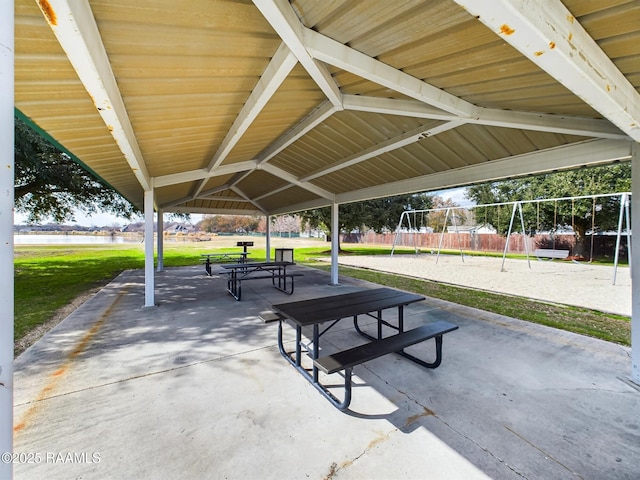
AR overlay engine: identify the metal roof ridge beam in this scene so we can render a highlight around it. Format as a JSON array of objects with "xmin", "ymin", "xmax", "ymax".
[
  {"xmin": 472, "ymin": 107, "xmax": 629, "ymax": 140},
  {"xmin": 154, "ymin": 161, "xmax": 258, "ymax": 188},
  {"xmin": 336, "ymin": 139, "xmax": 633, "ymax": 204},
  {"xmin": 345, "ymin": 95, "xmax": 628, "ymax": 140},
  {"xmin": 304, "ymin": 28, "xmax": 478, "ymax": 118},
  {"xmin": 260, "ymin": 163, "xmax": 334, "ymax": 200},
  {"xmin": 343, "ymin": 95, "xmax": 455, "ymax": 121},
  {"xmin": 301, "ymin": 121, "xmax": 463, "ymax": 182},
  {"xmin": 38, "ymin": 0, "xmax": 151, "ymax": 190},
  {"xmin": 252, "ymin": 0, "xmax": 343, "ymax": 108},
  {"xmin": 453, "ymin": 0, "xmax": 640, "ymax": 142},
  {"xmin": 204, "ymin": 42, "xmax": 297, "ymax": 175}
]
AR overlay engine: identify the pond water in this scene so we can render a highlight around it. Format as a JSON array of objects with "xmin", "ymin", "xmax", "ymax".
[{"xmin": 13, "ymin": 234, "xmax": 144, "ymax": 245}]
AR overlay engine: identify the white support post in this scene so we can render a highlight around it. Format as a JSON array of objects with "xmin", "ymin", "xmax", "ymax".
[
  {"xmin": 144, "ymin": 188, "xmax": 155, "ymax": 307},
  {"xmin": 156, "ymin": 208, "xmax": 163, "ymax": 272},
  {"xmin": 331, "ymin": 203, "xmax": 339, "ymax": 285},
  {"xmin": 265, "ymin": 215, "xmax": 271, "ymax": 261},
  {"xmin": 0, "ymin": 2, "xmax": 14, "ymax": 477},
  {"xmin": 631, "ymin": 144, "xmax": 640, "ymax": 385}
]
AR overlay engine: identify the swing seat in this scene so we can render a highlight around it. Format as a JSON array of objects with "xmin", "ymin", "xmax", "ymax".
[{"xmin": 534, "ymin": 248, "xmax": 569, "ymax": 260}]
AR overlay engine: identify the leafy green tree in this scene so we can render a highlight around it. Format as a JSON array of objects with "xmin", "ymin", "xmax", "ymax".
[
  {"xmin": 15, "ymin": 116, "xmax": 138, "ymax": 223},
  {"xmin": 198, "ymin": 214, "xmax": 260, "ymax": 233},
  {"xmin": 300, "ymin": 193, "xmax": 433, "ymax": 248},
  {"xmin": 466, "ymin": 164, "xmax": 631, "ymax": 256}
]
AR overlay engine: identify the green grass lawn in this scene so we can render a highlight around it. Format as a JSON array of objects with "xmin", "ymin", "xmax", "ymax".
[{"xmin": 13, "ymin": 242, "xmax": 630, "ymax": 354}]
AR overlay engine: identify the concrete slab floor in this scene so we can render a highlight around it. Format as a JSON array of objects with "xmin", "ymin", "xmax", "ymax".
[{"xmin": 12, "ymin": 265, "xmax": 640, "ymax": 479}]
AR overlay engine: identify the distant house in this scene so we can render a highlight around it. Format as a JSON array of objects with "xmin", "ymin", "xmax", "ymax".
[
  {"xmin": 446, "ymin": 223, "xmax": 497, "ymax": 234},
  {"xmin": 165, "ymin": 223, "xmax": 195, "ymax": 235}
]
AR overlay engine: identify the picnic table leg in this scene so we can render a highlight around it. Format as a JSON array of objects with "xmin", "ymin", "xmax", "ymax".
[
  {"xmin": 396, "ymin": 335, "xmax": 444, "ymax": 369},
  {"xmin": 205, "ymin": 258, "xmax": 211, "ymax": 276},
  {"xmin": 312, "ymin": 324, "xmax": 320, "ymax": 383}
]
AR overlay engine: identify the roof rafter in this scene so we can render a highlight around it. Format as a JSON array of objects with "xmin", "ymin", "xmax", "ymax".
[
  {"xmin": 191, "ymin": 42, "xmax": 297, "ymax": 197},
  {"xmin": 336, "ymin": 139, "xmax": 633, "ymax": 205},
  {"xmin": 230, "ymin": 185, "xmax": 267, "ymax": 213},
  {"xmin": 154, "ymin": 161, "xmax": 258, "ymax": 189},
  {"xmin": 344, "ymin": 95, "xmax": 628, "ymax": 140},
  {"xmin": 453, "ymin": 0, "xmax": 640, "ymax": 142},
  {"xmin": 303, "ymin": 27, "xmax": 479, "ymax": 118},
  {"xmin": 38, "ymin": 0, "xmax": 151, "ymax": 190},
  {"xmin": 252, "ymin": 0, "xmax": 343, "ymax": 108},
  {"xmin": 301, "ymin": 122, "xmax": 464, "ymax": 182},
  {"xmin": 255, "ymin": 101, "xmax": 336, "ymax": 165},
  {"xmin": 259, "ymin": 163, "xmax": 334, "ymax": 200}
]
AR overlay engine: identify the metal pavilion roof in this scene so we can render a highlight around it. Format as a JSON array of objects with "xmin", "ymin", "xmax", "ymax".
[{"xmin": 14, "ymin": 0, "xmax": 640, "ymax": 217}]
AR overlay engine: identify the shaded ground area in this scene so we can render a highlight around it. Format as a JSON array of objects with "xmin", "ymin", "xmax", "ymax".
[{"xmin": 13, "ymin": 265, "xmax": 640, "ymax": 479}]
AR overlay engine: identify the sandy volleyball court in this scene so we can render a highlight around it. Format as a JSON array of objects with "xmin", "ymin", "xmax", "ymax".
[{"xmin": 332, "ymin": 253, "xmax": 631, "ymax": 317}]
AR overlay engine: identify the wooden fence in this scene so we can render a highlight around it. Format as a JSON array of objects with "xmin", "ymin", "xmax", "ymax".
[{"xmin": 342, "ymin": 232, "xmax": 628, "ymax": 259}]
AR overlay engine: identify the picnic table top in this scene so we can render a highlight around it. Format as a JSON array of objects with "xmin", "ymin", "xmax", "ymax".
[
  {"xmin": 272, "ymin": 287, "xmax": 424, "ymax": 327},
  {"xmin": 220, "ymin": 260, "xmax": 294, "ymax": 270}
]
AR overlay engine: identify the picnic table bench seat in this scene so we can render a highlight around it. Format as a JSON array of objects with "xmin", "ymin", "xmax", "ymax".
[
  {"xmin": 314, "ymin": 321, "xmax": 459, "ymax": 374},
  {"xmin": 313, "ymin": 321, "xmax": 458, "ymax": 409}
]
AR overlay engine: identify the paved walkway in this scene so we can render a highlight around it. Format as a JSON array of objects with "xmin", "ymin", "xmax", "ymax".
[{"xmin": 12, "ymin": 265, "xmax": 640, "ymax": 479}]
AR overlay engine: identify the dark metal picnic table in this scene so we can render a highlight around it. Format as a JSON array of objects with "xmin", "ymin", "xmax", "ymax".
[
  {"xmin": 220, "ymin": 261, "xmax": 298, "ymax": 300},
  {"xmin": 272, "ymin": 287, "xmax": 428, "ymax": 407},
  {"xmin": 201, "ymin": 252, "xmax": 250, "ymax": 276}
]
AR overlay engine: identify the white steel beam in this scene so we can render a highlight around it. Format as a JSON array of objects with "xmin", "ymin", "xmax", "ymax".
[
  {"xmin": 230, "ymin": 186, "xmax": 267, "ymax": 213},
  {"xmin": 454, "ymin": 0, "xmax": 640, "ymax": 142},
  {"xmin": 203, "ymin": 43, "xmax": 297, "ymax": 175},
  {"xmin": 255, "ymin": 101, "xmax": 336, "ymax": 164},
  {"xmin": 0, "ymin": 1, "xmax": 14, "ymax": 476},
  {"xmin": 301, "ymin": 122, "xmax": 464, "ymax": 182},
  {"xmin": 144, "ymin": 187, "xmax": 155, "ymax": 307},
  {"xmin": 330, "ymin": 203, "xmax": 339, "ymax": 285},
  {"xmin": 37, "ymin": 0, "xmax": 151, "ymax": 190},
  {"xmin": 631, "ymin": 143, "xmax": 640, "ymax": 384},
  {"xmin": 254, "ymin": 184, "xmax": 292, "ymax": 202},
  {"xmin": 474, "ymin": 107, "xmax": 628, "ymax": 140},
  {"xmin": 343, "ymin": 95, "xmax": 455, "ymax": 121},
  {"xmin": 344, "ymin": 95, "xmax": 628, "ymax": 140},
  {"xmin": 336, "ymin": 139, "xmax": 633, "ymax": 204},
  {"xmin": 260, "ymin": 163, "xmax": 334, "ymax": 200},
  {"xmin": 252, "ymin": 0, "xmax": 343, "ymax": 108},
  {"xmin": 154, "ymin": 161, "xmax": 258, "ymax": 188},
  {"xmin": 304, "ymin": 27, "xmax": 478, "ymax": 118}
]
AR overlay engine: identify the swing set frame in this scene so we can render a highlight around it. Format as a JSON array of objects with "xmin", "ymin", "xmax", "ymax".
[{"xmin": 391, "ymin": 192, "xmax": 632, "ymax": 284}]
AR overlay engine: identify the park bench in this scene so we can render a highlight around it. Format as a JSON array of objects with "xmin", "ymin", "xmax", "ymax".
[{"xmin": 534, "ymin": 248, "xmax": 569, "ymax": 260}]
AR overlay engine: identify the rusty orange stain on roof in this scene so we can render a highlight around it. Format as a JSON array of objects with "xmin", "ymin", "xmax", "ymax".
[
  {"xmin": 535, "ymin": 51, "xmax": 544, "ymax": 56},
  {"xmin": 37, "ymin": 0, "xmax": 57, "ymax": 26},
  {"xmin": 549, "ymin": 41, "xmax": 556, "ymax": 49},
  {"xmin": 500, "ymin": 24, "xmax": 515, "ymax": 35}
]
